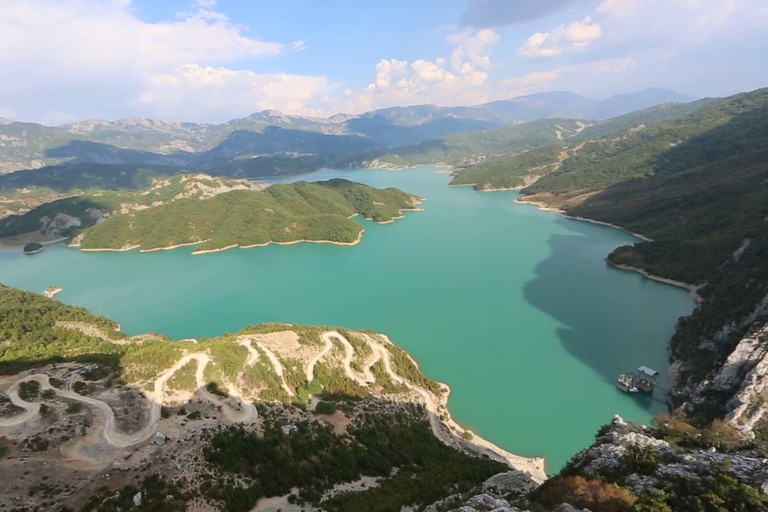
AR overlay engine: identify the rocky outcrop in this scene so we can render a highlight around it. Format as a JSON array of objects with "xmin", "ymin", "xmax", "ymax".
[
  {"xmin": 425, "ymin": 470, "xmax": 540, "ymax": 512},
  {"xmin": 561, "ymin": 415, "xmax": 768, "ymax": 500},
  {"xmin": 719, "ymin": 322, "xmax": 768, "ymax": 436}
]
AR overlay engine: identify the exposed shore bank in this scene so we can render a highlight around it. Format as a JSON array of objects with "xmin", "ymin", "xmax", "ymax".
[
  {"xmin": 514, "ymin": 196, "xmax": 654, "ymax": 242},
  {"xmin": 607, "ymin": 260, "xmax": 703, "ymax": 304},
  {"xmin": 513, "ymin": 196, "xmax": 702, "ymax": 303}
]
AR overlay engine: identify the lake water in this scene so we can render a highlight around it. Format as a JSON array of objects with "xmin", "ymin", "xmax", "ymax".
[{"xmin": 0, "ymin": 165, "xmax": 695, "ymax": 471}]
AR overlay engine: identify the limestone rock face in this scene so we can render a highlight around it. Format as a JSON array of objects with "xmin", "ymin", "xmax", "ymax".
[
  {"xmin": 720, "ymin": 322, "xmax": 768, "ymax": 436},
  {"xmin": 424, "ymin": 470, "xmax": 537, "ymax": 512},
  {"xmin": 480, "ymin": 471, "xmax": 538, "ymax": 498},
  {"xmin": 564, "ymin": 415, "xmax": 768, "ymax": 498}
]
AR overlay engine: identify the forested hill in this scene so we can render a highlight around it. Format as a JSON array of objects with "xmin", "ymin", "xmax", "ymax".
[{"xmin": 75, "ymin": 178, "xmax": 419, "ymax": 253}]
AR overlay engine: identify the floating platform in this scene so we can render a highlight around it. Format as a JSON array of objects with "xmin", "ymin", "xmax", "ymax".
[{"xmin": 617, "ymin": 366, "xmax": 660, "ymax": 393}]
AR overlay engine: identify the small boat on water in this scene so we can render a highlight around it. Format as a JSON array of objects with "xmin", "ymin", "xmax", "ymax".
[{"xmin": 617, "ymin": 366, "xmax": 660, "ymax": 393}]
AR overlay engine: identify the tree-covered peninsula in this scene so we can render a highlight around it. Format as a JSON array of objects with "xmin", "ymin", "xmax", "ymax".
[
  {"xmin": 0, "ymin": 174, "xmax": 422, "ymax": 253},
  {"xmin": 78, "ymin": 179, "xmax": 420, "ymax": 253}
]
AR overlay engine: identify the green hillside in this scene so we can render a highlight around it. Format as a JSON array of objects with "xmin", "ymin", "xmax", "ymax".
[
  {"xmin": 449, "ymin": 146, "xmax": 564, "ymax": 190},
  {"xmin": 447, "ymin": 100, "xmax": 714, "ymax": 192},
  {"xmin": 504, "ymin": 88, "xmax": 768, "ymax": 421},
  {"xmin": 78, "ymin": 179, "xmax": 419, "ymax": 252}
]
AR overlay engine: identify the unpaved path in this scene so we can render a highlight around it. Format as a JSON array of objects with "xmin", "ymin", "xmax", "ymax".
[
  {"xmin": 316, "ymin": 331, "xmax": 372, "ymax": 386},
  {"xmin": 0, "ymin": 350, "xmax": 258, "ymax": 448},
  {"xmin": 252, "ymin": 342, "xmax": 295, "ymax": 397},
  {"xmin": 306, "ymin": 334, "xmax": 335, "ymax": 382},
  {"xmin": 1, "ymin": 329, "xmax": 545, "ymax": 481}
]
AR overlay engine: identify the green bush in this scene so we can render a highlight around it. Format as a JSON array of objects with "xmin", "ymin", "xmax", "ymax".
[
  {"xmin": 314, "ymin": 400, "xmax": 337, "ymax": 415},
  {"xmin": 65, "ymin": 402, "xmax": 82, "ymax": 414}
]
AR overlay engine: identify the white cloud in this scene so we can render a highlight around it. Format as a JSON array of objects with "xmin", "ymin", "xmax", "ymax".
[
  {"xmin": 517, "ymin": 17, "xmax": 602, "ymax": 59},
  {"xmin": 139, "ymin": 65, "xmax": 330, "ymax": 119},
  {"xmin": 335, "ymin": 29, "xmax": 500, "ymax": 112},
  {"xmin": 0, "ymin": 0, "xmax": 306, "ymax": 122}
]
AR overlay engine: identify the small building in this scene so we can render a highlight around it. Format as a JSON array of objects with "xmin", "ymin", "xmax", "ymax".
[
  {"xmin": 280, "ymin": 424, "xmax": 298, "ymax": 436},
  {"xmin": 152, "ymin": 432, "xmax": 167, "ymax": 446},
  {"xmin": 636, "ymin": 366, "xmax": 660, "ymax": 393},
  {"xmin": 616, "ymin": 366, "xmax": 660, "ymax": 394}
]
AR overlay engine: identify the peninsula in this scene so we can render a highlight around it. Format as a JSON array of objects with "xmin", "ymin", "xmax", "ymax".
[
  {"xmin": 0, "ymin": 175, "xmax": 422, "ymax": 254},
  {"xmin": 0, "ymin": 283, "xmax": 543, "ymax": 511}
]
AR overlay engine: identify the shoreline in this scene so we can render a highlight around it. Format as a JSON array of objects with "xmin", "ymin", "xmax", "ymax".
[
  {"xmin": 75, "ymin": 200, "xmax": 423, "ymax": 255},
  {"xmin": 0, "ymin": 235, "xmax": 68, "ymax": 249},
  {"xmin": 607, "ymin": 260, "xmax": 703, "ymax": 303},
  {"xmin": 191, "ymin": 229, "xmax": 366, "ymax": 255},
  {"xmin": 375, "ymin": 334, "xmax": 548, "ymax": 482},
  {"xmin": 435, "ymin": 381, "xmax": 548, "ymax": 482},
  {"xmin": 513, "ymin": 196, "xmax": 700, "ymax": 302},
  {"xmin": 514, "ymin": 197, "xmax": 654, "ymax": 242}
]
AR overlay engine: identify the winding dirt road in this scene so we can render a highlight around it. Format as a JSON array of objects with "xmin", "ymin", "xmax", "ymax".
[
  {"xmin": 0, "ymin": 351, "xmax": 258, "ymax": 448},
  {"xmin": 1, "ymin": 330, "xmax": 546, "ymax": 482}
]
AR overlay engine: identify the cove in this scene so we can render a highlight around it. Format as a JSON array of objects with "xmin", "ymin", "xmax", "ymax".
[{"xmin": 0, "ymin": 165, "xmax": 695, "ymax": 472}]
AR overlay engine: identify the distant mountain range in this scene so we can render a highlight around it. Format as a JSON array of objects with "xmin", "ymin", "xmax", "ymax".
[{"xmin": 0, "ymin": 88, "xmax": 693, "ymax": 174}]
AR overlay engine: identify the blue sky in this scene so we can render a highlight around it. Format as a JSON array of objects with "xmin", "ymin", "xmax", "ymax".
[{"xmin": 1, "ymin": 0, "xmax": 766, "ymax": 124}]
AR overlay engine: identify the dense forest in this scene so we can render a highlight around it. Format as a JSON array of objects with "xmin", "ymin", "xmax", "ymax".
[
  {"xmin": 0, "ymin": 176, "xmax": 420, "ymax": 253},
  {"xmin": 77, "ymin": 178, "xmax": 418, "ymax": 252}
]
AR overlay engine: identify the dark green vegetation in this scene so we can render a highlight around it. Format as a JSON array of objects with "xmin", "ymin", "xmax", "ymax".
[
  {"xmin": 449, "ymin": 145, "xmax": 564, "ymax": 190},
  {"xmin": 203, "ymin": 405, "xmax": 506, "ymax": 512},
  {"xmin": 530, "ymin": 415, "xmax": 768, "ymax": 512},
  {"xmin": 0, "ymin": 173, "xmax": 419, "ymax": 254},
  {"xmin": 448, "ymin": 100, "xmax": 715, "ymax": 192},
  {"xmin": 80, "ymin": 474, "xmax": 189, "ymax": 512},
  {"xmin": 22, "ymin": 241, "xmax": 44, "ymax": 254},
  {"xmin": 0, "ymin": 283, "xmax": 124, "ymax": 374},
  {"xmin": 0, "ymin": 283, "xmax": 438, "ymax": 399},
  {"xmin": 78, "ymin": 179, "xmax": 418, "ymax": 252}
]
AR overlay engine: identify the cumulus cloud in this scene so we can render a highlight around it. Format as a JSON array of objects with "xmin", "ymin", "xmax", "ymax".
[
  {"xmin": 459, "ymin": 0, "xmax": 588, "ymax": 27},
  {"xmin": 517, "ymin": 17, "xmax": 602, "ymax": 59},
  {"xmin": 335, "ymin": 29, "xmax": 500, "ymax": 112},
  {"xmin": 0, "ymin": 0, "xmax": 313, "ymax": 122}
]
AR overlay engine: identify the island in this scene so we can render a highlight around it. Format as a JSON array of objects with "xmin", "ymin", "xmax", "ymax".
[{"xmin": 22, "ymin": 241, "xmax": 44, "ymax": 254}]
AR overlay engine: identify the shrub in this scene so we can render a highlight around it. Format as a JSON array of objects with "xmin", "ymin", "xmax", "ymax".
[
  {"xmin": 18, "ymin": 380, "xmax": 40, "ymax": 401},
  {"xmin": 206, "ymin": 382, "xmax": 228, "ymax": 398},
  {"xmin": 73, "ymin": 381, "xmax": 87, "ymax": 394},
  {"xmin": 702, "ymin": 419, "xmax": 742, "ymax": 452},
  {"xmin": 314, "ymin": 400, "xmax": 337, "ymax": 415},
  {"xmin": 535, "ymin": 476, "xmax": 636, "ymax": 512},
  {"xmin": 65, "ymin": 402, "xmax": 83, "ymax": 414}
]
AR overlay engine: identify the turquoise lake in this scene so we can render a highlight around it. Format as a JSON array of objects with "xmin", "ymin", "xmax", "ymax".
[{"xmin": 0, "ymin": 165, "xmax": 695, "ymax": 472}]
